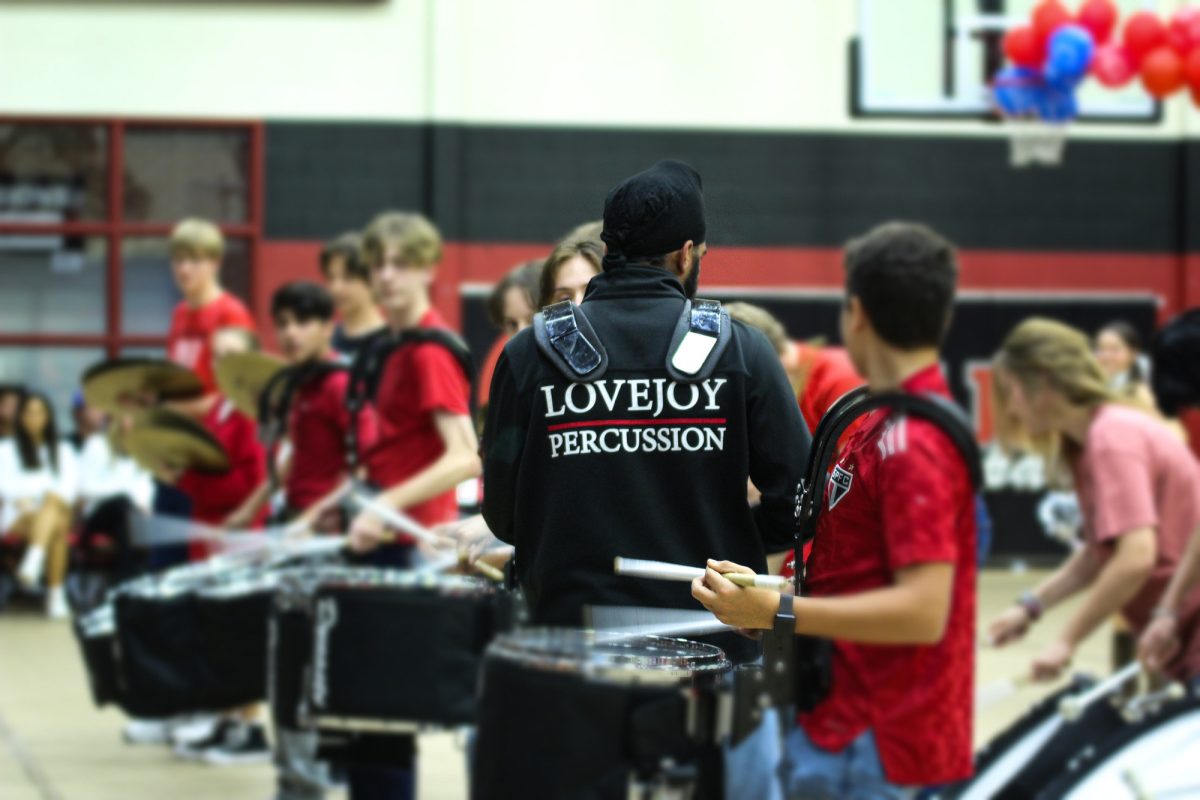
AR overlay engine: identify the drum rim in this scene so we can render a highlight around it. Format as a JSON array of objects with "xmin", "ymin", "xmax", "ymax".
[{"xmin": 485, "ymin": 627, "xmax": 732, "ymax": 686}]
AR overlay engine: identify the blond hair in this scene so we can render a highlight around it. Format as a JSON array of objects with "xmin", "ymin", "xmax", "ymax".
[
  {"xmin": 361, "ymin": 211, "xmax": 442, "ymax": 269},
  {"xmin": 992, "ymin": 317, "xmax": 1132, "ymax": 476},
  {"xmin": 725, "ymin": 302, "xmax": 788, "ymax": 356},
  {"xmin": 169, "ymin": 218, "xmax": 224, "ymax": 260}
]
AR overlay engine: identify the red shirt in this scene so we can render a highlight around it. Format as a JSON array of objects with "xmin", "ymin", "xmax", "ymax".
[
  {"xmin": 799, "ymin": 365, "xmax": 976, "ymax": 786},
  {"xmin": 178, "ymin": 398, "xmax": 267, "ymax": 560},
  {"xmin": 362, "ymin": 309, "xmax": 471, "ymax": 527},
  {"xmin": 796, "ymin": 343, "xmax": 864, "ymax": 440},
  {"xmin": 167, "ymin": 292, "xmax": 256, "ymax": 393},
  {"xmin": 285, "ymin": 366, "xmax": 377, "ymax": 511}
]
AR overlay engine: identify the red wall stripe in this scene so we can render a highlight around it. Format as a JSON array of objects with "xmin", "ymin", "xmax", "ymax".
[{"xmin": 259, "ymin": 240, "xmax": 1198, "ymax": 343}]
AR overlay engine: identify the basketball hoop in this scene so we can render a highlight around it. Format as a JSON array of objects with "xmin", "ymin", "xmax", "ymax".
[{"xmin": 1003, "ymin": 117, "xmax": 1068, "ymax": 168}]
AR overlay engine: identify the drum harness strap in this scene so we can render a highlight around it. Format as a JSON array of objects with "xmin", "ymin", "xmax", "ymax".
[
  {"xmin": 531, "ymin": 298, "xmax": 731, "ymax": 384},
  {"xmin": 343, "ymin": 328, "xmax": 474, "ymax": 472}
]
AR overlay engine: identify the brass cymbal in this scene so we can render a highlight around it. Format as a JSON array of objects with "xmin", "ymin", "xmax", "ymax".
[
  {"xmin": 124, "ymin": 408, "xmax": 230, "ymax": 474},
  {"xmin": 214, "ymin": 351, "xmax": 287, "ymax": 420},
  {"xmin": 82, "ymin": 357, "xmax": 205, "ymax": 415}
]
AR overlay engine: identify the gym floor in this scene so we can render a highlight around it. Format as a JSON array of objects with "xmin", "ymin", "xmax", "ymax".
[{"xmin": 0, "ymin": 568, "xmax": 1109, "ymax": 800}]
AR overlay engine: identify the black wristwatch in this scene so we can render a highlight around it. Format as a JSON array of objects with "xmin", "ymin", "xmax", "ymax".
[{"xmin": 774, "ymin": 592, "xmax": 796, "ymax": 635}]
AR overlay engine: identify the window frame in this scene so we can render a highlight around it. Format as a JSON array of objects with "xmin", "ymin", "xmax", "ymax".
[{"xmin": 0, "ymin": 115, "xmax": 264, "ymax": 356}]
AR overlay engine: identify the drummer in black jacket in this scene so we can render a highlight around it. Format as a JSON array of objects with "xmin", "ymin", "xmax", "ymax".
[{"xmin": 481, "ymin": 161, "xmax": 809, "ymax": 660}]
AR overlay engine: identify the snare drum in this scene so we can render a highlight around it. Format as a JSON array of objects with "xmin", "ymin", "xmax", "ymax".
[
  {"xmin": 471, "ymin": 629, "xmax": 731, "ymax": 800},
  {"xmin": 304, "ymin": 567, "xmax": 510, "ymax": 733},
  {"xmin": 114, "ymin": 562, "xmax": 279, "ymax": 717}
]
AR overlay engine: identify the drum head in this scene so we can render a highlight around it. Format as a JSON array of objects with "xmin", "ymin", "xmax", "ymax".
[{"xmin": 487, "ymin": 628, "xmax": 731, "ymax": 686}]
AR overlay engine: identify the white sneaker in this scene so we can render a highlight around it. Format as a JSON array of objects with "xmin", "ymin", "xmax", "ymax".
[
  {"xmin": 170, "ymin": 715, "xmax": 221, "ymax": 747},
  {"xmin": 123, "ymin": 718, "xmax": 172, "ymax": 745},
  {"xmin": 17, "ymin": 545, "xmax": 46, "ymax": 589},
  {"xmin": 45, "ymin": 586, "xmax": 69, "ymax": 619}
]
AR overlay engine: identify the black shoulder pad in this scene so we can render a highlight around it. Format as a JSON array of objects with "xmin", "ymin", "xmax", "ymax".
[
  {"xmin": 665, "ymin": 299, "xmax": 732, "ymax": 382},
  {"xmin": 532, "ymin": 301, "xmax": 608, "ymax": 382}
]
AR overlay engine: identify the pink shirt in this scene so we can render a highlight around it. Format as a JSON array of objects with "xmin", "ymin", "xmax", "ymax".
[{"xmin": 1075, "ymin": 404, "xmax": 1200, "ymax": 679}]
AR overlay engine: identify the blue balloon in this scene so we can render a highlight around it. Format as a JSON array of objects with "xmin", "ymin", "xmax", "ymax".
[
  {"xmin": 1032, "ymin": 81, "xmax": 1079, "ymax": 123},
  {"xmin": 993, "ymin": 66, "xmax": 1040, "ymax": 116},
  {"xmin": 1043, "ymin": 24, "xmax": 1096, "ymax": 85}
]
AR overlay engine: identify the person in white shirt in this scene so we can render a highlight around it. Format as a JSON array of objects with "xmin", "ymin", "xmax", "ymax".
[{"xmin": 1, "ymin": 391, "xmax": 78, "ymax": 618}]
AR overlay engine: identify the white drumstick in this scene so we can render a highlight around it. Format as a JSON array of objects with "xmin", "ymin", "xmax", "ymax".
[
  {"xmin": 595, "ymin": 618, "xmax": 735, "ymax": 644},
  {"xmin": 1059, "ymin": 662, "xmax": 1142, "ymax": 722},
  {"xmin": 613, "ymin": 556, "xmax": 789, "ymax": 590},
  {"xmin": 349, "ymin": 492, "xmax": 441, "ymax": 547}
]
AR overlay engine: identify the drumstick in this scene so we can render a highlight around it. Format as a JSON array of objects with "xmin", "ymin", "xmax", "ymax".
[
  {"xmin": 613, "ymin": 557, "xmax": 789, "ymax": 590},
  {"xmin": 348, "ymin": 492, "xmax": 441, "ymax": 547},
  {"xmin": 595, "ymin": 618, "xmax": 735, "ymax": 644},
  {"xmin": 470, "ymin": 560, "xmax": 505, "ymax": 582},
  {"xmin": 1058, "ymin": 662, "xmax": 1142, "ymax": 722}
]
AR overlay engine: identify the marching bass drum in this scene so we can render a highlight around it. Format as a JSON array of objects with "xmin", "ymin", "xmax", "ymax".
[
  {"xmin": 471, "ymin": 628, "xmax": 731, "ymax": 800},
  {"xmin": 1038, "ymin": 692, "xmax": 1200, "ymax": 800}
]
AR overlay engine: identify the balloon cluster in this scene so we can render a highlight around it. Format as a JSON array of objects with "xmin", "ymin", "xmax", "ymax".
[{"xmin": 994, "ymin": 0, "xmax": 1200, "ymax": 121}]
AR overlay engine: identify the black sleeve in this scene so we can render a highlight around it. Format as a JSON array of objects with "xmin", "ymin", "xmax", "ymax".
[
  {"xmin": 481, "ymin": 350, "xmax": 528, "ymax": 545},
  {"xmin": 744, "ymin": 330, "xmax": 811, "ymax": 551}
]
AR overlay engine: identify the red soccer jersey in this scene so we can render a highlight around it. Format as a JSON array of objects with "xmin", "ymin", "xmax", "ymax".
[
  {"xmin": 167, "ymin": 292, "xmax": 256, "ymax": 393},
  {"xmin": 799, "ymin": 364, "xmax": 976, "ymax": 786},
  {"xmin": 285, "ymin": 366, "xmax": 377, "ymax": 511},
  {"xmin": 178, "ymin": 398, "xmax": 267, "ymax": 560},
  {"xmin": 362, "ymin": 308, "xmax": 471, "ymax": 527}
]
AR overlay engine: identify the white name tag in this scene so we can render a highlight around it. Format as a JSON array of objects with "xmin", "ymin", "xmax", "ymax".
[{"xmin": 670, "ymin": 331, "xmax": 718, "ymax": 376}]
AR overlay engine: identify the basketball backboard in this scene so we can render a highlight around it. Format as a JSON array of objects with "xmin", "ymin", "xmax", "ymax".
[{"xmin": 852, "ymin": 0, "xmax": 1160, "ymax": 121}]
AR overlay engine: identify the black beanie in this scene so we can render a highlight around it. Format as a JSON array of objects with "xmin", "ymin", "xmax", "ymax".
[
  {"xmin": 600, "ymin": 160, "xmax": 706, "ymax": 270},
  {"xmin": 1152, "ymin": 308, "xmax": 1200, "ymax": 416}
]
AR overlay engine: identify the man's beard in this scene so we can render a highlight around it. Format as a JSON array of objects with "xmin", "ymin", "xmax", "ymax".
[{"xmin": 682, "ymin": 253, "xmax": 702, "ymax": 299}]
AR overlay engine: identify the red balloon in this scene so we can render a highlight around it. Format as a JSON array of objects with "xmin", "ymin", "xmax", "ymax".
[
  {"xmin": 1004, "ymin": 25, "xmax": 1047, "ymax": 68},
  {"xmin": 1032, "ymin": 0, "xmax": 1072, "ymax": 42},
  {"xmin": 1166, "ymin": 7, "xmax": 1200, "ymax": 54},
  {"xmin": 1185, "ymin": 48, "xmax": 1200, "ymax": 93},
  {"xmin": 1091, "ymin": 43, "xmax": 1137, "ymax": 87},
  {"xmin": 1141, "ymin": 46, "xmax": 1185, "ymax": 97},
  {"xmin": 1077, "ymin": 0, "xmax": 1119, "ymax": 44},
  {"xmin": 1124, "ymin": 11, "xmax": 1168, "ymax": 64}
]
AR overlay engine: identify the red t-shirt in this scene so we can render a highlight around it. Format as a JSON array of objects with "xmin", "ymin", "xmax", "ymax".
[
  {"xmin": 178, "ymin": 398, "xmax": 267, "ymax": 560},
  {"xmin": 799, "ymin": 364, "xmax": 976, "ymax": 786},
  {"xmin": 475, "ymin": 334, "xmax": 507, "ymax": 410},
  {"xmin": 1074, "ymin": 404, "xmax": 1200, "ymax": 680},
  {"xmin": 285, "ymin": 367, "xmax": 377, "ymax": 511},
  {"xmin": 167, "ymin": 292, "xmax": 256, "ymax": 393},
  {"xmin": 362, "ymin": 309, "xmax": 471, "ymax": 527}
]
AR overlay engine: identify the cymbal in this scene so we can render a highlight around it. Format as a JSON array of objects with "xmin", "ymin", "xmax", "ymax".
[
  {"xmin": 124, "ymin": 408, "xmax": 230, "ymax": 474},
  {"xmin": 214, "ymin": 352, "xmax": 286, "ymax": 419},
  {"xmin": 82, "ymin": 358, "xmax": 205, "ymax": 414}
]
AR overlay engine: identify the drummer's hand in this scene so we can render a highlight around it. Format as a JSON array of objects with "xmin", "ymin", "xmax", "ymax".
[
  {"xmin": 691, "ymin": 560, "xmax": 779, "ymax": 630},
  {"xmin": 1030, "ymin": 639, "xmax": 1073, "ymax": 683},
  {"xmin": 987, "ymin": 606, "xmax": 1031, "ymax": 648},
  {"xmin": 347, "ymin": 511, "xmax": 385, "ymax": 553},
  {"xmin": 1137, "ymin": 614, "xmax": 1180, "ymax": 674},
  {"xmin": 434, "ymin": 515, "xmax": 496, "ymax": 562}
]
